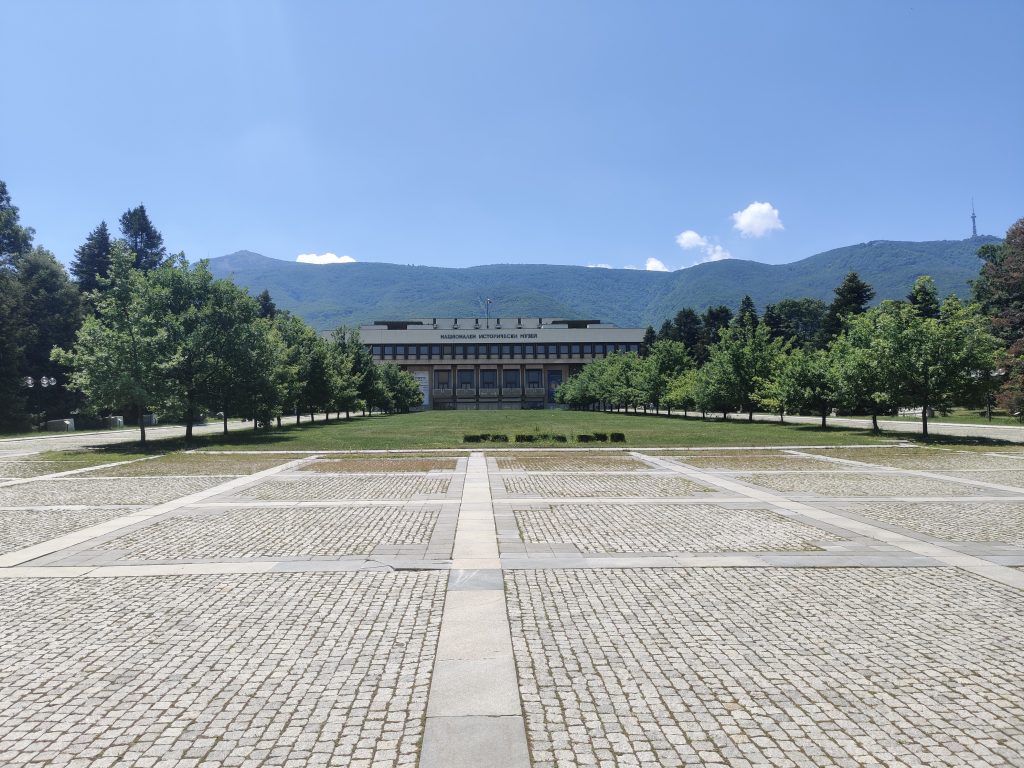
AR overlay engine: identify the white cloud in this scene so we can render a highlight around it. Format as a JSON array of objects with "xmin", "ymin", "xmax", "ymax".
[
  {"xmin": 645, "ymin": 257, "xmax": 670, "ymax": 272},
  {"xmin": 675, "ymin": 230, "xmax": 708, "ymax": 250},
  {"xmin": 296, "ymin": 252, "xmax": 356, "ymax": 264},
  {"xmin": 701, "ymin": 244, "xmax": 731, "ymax": 262},
  {"xmin": 731, "ymin": 201, "xmax": 783, "ymax": 238},
  {"xmin": 586, "ymin": 263, "xmax": 612, "ymax": 269},
  {"xmin": 674, "ymin": 228, "xmax": 732, "ymax": 264}
]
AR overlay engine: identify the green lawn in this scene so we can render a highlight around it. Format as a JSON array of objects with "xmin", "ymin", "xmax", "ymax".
[
  {"xmin": 877, "ymin": 407, "xmax": 1021, "ymax": 427},
  {"xmin": 166, "ymin": 410, "xmax": 901, "ymax": 451}
]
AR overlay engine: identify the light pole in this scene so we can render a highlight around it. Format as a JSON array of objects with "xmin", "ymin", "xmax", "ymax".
[{"xmin": 20, "ymin": 375, "xmax": 58, "ymax": 428}]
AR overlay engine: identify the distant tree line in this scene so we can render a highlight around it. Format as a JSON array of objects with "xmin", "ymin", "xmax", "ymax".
[
  {"xmin": 0, "ymin": 179, "xmax": 422, "ymax": 439},
  {"xmin": 560, "ymin": 258, "xmax": 1011, "ymax": 435}
]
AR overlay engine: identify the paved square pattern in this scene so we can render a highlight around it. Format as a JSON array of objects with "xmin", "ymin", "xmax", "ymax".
[
  {"xmin": 240, "ymin": 475, "xmax": 454, "ymax": 501},
  {"xmin": 93, "ymin": 505, "xmax": 447, "ymax": 561},
  {"xmin": 0, "ymin": 572, "xmax": 444, "ymax": 768},
  {"xmin": 1, "ymin": 443, "xmax": 1023, "ymax": 767},
  {"xmin": 512, "ymin": 503, "xmax": 842, "ymax": 553},
  {"xmin": 0, "ymin": 506, "xmax": 141, "ymax": 555},
  {"xmin": 737, "ymin": 471, "xmax": 988, "ymax": 497},
  {"xmin": 500, "ymin": 473, "xmax": 711, "ymax": 498},
  {"xmin": 506, "ymin": 568, "xmax": 1024, "ymax": 768}
]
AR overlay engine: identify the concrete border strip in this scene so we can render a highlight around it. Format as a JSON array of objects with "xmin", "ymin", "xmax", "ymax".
[
  {"xmin": 0, "ymin": 455, "xmax": 318, "ymax": 568},
  {"xmin": 419, "ymin": 451, "xmax": 530, "ymax": 768}
]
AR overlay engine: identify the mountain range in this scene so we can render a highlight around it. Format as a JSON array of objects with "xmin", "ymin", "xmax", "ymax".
[{"xmin": 206, "ymin": 236, "xmax": 998, "ymax": 331}]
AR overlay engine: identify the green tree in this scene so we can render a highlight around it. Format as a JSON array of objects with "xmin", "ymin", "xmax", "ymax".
[
  {"xmin": 736, "ymin": 295, "xmax": 759, "ymax": 330},
  {"xmin": 0, "ymin": 180, "xmax": 34, "ymax": 263},
  {"xmin": 376, "ymin": 363, "xmax": 424, "ymax": 413},
  {"xmin": 119, "ymin": 204, "xmax": 167, "ymax": 270},
  {"xmin": 13, "ymin": 248, "xmax": 82, "ymax": 419},
  {"xmin": 820, "ymin": 271, "xmax": 875, "ymax": 343},
  {"xmin": 697, "ymin": 323, "xmax": 788, "ymax": 420},
  {"xmin": 642, "ymin": 339, "xmax": 692, "ymax": 411},
  {"xmin": 763, "ymin": 298, "xmax": 827, "ymax": 347},
  {"xmin": 53, "ymin": 243, "xmax": 171, "ymax": 443},
  {"xmin": 661, "ymin": 368, "xmax": 698, "ymax": 416},
  {"xmin": 71, "ymin": 221, "xmax": 113, "ymax": 295},
  {"xmin": 257, "ymin": 288, "xmax": 278, "ymax": 318},
  {"xmin": 830, "ymin": 311, "xmax": 897, "ymax": 433},
  {"xmin": 907, "ymin": 275, "xmax": 940, "ymax": 318},
  {"xmin": 873, "ymin": 298, "xmax": 1002, "ymax": 436}
]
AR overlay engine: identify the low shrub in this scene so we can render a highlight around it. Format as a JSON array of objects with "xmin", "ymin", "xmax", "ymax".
[
  {"xmin": 576, "ymin": 434, "xmax": 593, "ymax": 443},
  {"xmin": 491, "ymin": 434, "xmax": 509, "ymax": 442},
  {"xmin": 552, "ymin": 434, "xmax": 568, "ymax": 443},
  {"xmin": 515, "ymin": 434, "xmax": 535, "ymax": 442},
  {"xmin": 593, "ymin": 432, "xmax": 608, "ymax": 442},
  {"xmin": 610, "ymin": 432, "xmax": 626, "ymax": 443},
  {"xmin": 463, "ymin": 434, "xmax": 482, "ymax": 443}
]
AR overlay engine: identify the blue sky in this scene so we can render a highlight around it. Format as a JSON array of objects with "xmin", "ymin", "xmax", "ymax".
[{"xmin": 3, "ymin": 1, "xmax": 1021, "ymax": 271}]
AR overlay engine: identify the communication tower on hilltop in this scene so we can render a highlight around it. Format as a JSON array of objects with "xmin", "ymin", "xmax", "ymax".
[{"xmin": 971, "ymin": 200, "xmax": 977, "ymax": 237}]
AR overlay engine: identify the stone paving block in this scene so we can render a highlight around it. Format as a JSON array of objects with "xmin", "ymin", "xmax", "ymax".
[
  {"xmin": 0, "ymin": 477, "xmax": 228, "ymax": 507},
  {"xmin": 308, "ymin": 458, "xmax": 459, "ymax": 473},
  {"xmin": 506, "ymin": 567, "xmax": 1024, "ymax": 768},
  {"xmin": 90, "ymin": 505, "xmax": 447, "ymax": 561},
  {"xmin": 496, "ymin": 454, "xmax": 649, "ymax": 472},
  {"xmin": 737, "ymin": 471, "xmax": 989, "ymax": 497},
  {"xmin": 501, "ymin": 474, "xmax": 710, "ymax": 498},
  {"xmin": 848, "ymin": 502, "xmax": 1024, "ymax": 545},
  {"xmin": 78, "ymin": 454, "xmax": 293, "ymax": 477},
  {"xmin": 0, "ymin": 460, "xmax": 92, "ymax": 478},
  {"xmin": 0, "ymin": 507, "xmax": 143, "ymax": 556},
  {"xmin": 240, "ymin": 475, "xmax": 453, "ymax": 501},
  {"xmin": 804, "ymin": 447, "xmax": 1024, "ymax": 470},
  {"xmin": 939, "ymin": 470, "xmax": 1024, "ymax": 488},
  {"xmin": 512, "ymin": 503, "xmax": 842, "ymax": 553},
  {"xmin": 671, "ymin": 454, "xmax": 835, "ymax": 471},
  {"xmin": 0, "ymin": 572, "xmax": 445, "ymax": 768}
]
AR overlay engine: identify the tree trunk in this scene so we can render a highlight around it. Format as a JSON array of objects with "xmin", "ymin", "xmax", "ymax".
[
  {"xmin": 722, "ymin": 410, "xmax": 728, "ymax": 420},
  {"xmin": 295, "ymin": 407, "xmax": 300, "ymax": 425},
  {"xmin": 223, "ymin": 408, "xmax": 228, "ymax": 435},
  {"xmin": 185, "ymin": 392, "xmax": 194, "ymax": 441},
  {"xmin": 748, "ymin": 409, "xmax": 753, "ymax": 422},
  {"xmin": 872, "ymin": 413, "xmax": 879, "ymax": 433},
  {"xmin": 345, "ymin": 409, "xmax": 350, "ymax": 420},
  {"xmin": 922, "ymin": 404, "xmax": 929, "ymax": 437},
  {"xmin": 276, "ymin": 415, "xmax": 282, "ymax": 428},
  {"xmin": 310, "ymin": 410, "xmax": 315, "ymax": 422},
  {"xmin": 138, "ymin": 412, "xmax": 147, "ymax": 444},
  {"xmin": 820, "ymin": 406, "xmax": 827, "ymax": 429},
  {"xmin": 779, "ymin": 412, "xmax": 784, "ymax": 423}
]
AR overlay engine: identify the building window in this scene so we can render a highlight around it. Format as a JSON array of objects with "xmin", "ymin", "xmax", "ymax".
[
  {"xmin": 583, "ymin": 344, "xmax": 592, "ymax": 355},
  {"xmin": 526, "ymin": 369, "xmax": 542, "ymax": 388},
  {"xmin": 419, "ymin": 345, "xmax": 429, "ymax": 358},
  {"xmin": 548, "ymin": 345, "xmax": 557, "ymax": 357},
  {"xmin": 489, "ymin": 345, "xmax": 499, "ymax": 358},
  {"xmin": 455, "ymin": 345, "xmax": 465, "ymax": 358},
  {"xmin": 372, "ymin": 345, "xmax": 382, "ymax": 358},
  {"xmin": 466, "ymin": 345, "xmax": 477, "ymax": 358},
  {"xmin": 457, "ymin": 370, "xmax": 475, "ymax": 390},
  {"xmin": 524, "ymin": 345, "xmax": 534, "ymax": 357},
  {"xmin": 396, "ymin": 345, "xmax": 405, "ymax": 358},
  {"xmin": 431, "ymin": 345, "xmax": 441, "ymax": 358},
  {"xmin": 513, "ymin": 345, "xmax": 523, "ymax": 357},
  {"xmin": 480, "ymin": 370, "xmax": 497, "ymax": 388},
  {"xmin": 442, "ymin": 344, "xmax": 452, "ymax": 358},
  {"xmin": 435, "ymin": 370, "xmax": 450, "ymax": 389},
  {"xmin": 503, "ymin": 369, "xmax": 520, "ymax": 389},
  {"xmin": 501, "ymin": 345, "xmax": 511, "ymax": 358},
  {"xmin": 384, "ymin": 345, "xmax": 394, "ymax": 358}
]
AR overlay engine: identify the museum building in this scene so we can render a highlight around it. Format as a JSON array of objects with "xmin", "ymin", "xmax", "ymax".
[{"xmin": 360, "ymin": 317, "xmax": 646, "ymax": 409}]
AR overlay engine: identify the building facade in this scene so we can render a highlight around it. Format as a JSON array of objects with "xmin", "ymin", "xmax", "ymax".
[{"xmin": 360, "ymin": 317, "xmax": 646, "ymax": 409}]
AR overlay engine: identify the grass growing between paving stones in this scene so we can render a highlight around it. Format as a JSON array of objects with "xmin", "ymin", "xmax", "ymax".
[{"xmin": 167, "ymin": 410, "xmax": 899, "ymax": 451}]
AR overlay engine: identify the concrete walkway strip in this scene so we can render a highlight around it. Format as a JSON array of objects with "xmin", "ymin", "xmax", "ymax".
[
  {"xmin": 646, "ymin": 454, "xmax": 1024, "ymax": 592},
  {"xmin": 420, "ymin": 451, "xmax": 530, "ymax": 768},
  {"xmin": 0, "ymin": 455, "xmax": 160, "ymax": 488},
  {"xmin": 0, "ymin": 455, "xmax": 318, "ymax": 568}
]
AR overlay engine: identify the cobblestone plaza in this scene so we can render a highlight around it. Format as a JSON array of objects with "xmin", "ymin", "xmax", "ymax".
[{"xmin": 2, "ymin": 443, "xmax": 1024, "ymax": 766}]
